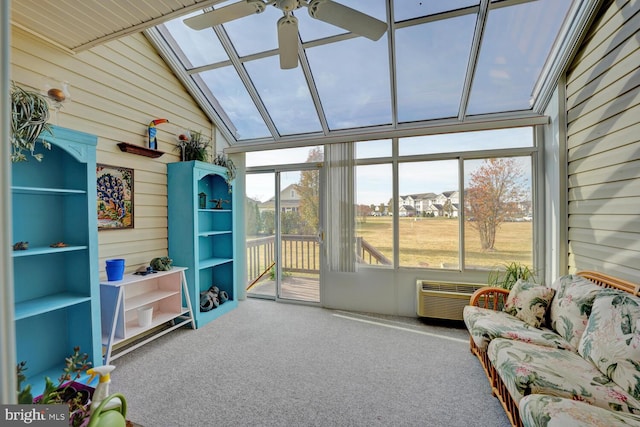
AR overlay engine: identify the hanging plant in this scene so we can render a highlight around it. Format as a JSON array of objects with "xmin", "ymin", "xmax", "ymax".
[
  {"xmin": 10, "ymin": 82, "xmax": 53, "ymax": 162},
  {"xmin": 212, "ymin": 153, "xmax": 236, "ymax": 194}
]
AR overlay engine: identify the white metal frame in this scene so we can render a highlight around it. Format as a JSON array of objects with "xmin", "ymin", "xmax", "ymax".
[
  {"xmin": 1, "ymin": 0, "xmax": 17, "ymax": 404},
  {"xmin": 145, "ymin": 0, "xmax": 566, "ymax": 151}
]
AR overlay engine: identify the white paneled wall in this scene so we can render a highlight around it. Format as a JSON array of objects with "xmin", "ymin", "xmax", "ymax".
[
  {"xmin": 10, "ymin": 27, "xmax": 216, "ymax": 278},
  {"xmin": 566, "ymin": 0, "xmax": 640, "ymax": 281}
]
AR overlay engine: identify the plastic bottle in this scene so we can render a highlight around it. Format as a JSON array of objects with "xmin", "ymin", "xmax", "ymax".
[{"xmin": 86, "ymin": 365, "xmax": 122, "ymax": 412}]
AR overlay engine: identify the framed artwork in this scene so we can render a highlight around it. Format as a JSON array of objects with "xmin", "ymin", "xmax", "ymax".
[{"xmin": 97, "ymin": 164, "xmax": 134, "ymax": 230}]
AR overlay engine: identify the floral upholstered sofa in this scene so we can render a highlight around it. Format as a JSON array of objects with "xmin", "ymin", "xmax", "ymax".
[{"xmin": 463, "ymin": 271, "xmax": 640, "ymax": 427}]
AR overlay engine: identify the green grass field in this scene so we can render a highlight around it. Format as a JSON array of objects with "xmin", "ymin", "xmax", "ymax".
[{"xmin": 357, "ymin": 216, "xmax": 532, "ymax": 269}]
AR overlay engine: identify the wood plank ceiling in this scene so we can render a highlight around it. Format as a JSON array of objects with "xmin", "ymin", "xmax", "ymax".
[{"xmin": 9, "ymin": 0, "xmax": 224, "ymax": 52}]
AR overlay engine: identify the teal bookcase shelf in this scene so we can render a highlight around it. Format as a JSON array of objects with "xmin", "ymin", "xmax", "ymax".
[
  {"xmin": 167, "ymin": 161, "xmax": 237, "ymax": 328},
  {"xmin": 11, "ymin": 125, "xmax": 101, "ymax": 394}
]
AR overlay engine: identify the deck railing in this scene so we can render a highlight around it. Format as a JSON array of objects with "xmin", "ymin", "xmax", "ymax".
[
  {"xmin": 356, "ymin": 237, "xmax": 392, "ymax": 266},
  {"xmin": 246, "ymin": 235, "xmax": 391, "ymax": 286}
]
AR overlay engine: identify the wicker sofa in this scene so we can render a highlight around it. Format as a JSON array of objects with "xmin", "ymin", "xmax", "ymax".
[{"xmin": 463, "ymin": 271, "xmax": 640, "ymax": 427}]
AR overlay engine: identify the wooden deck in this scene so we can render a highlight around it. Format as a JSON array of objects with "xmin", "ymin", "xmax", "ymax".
[{"xmin": 247, "ymin": 275, "xmax": 319, "ymax": 302}]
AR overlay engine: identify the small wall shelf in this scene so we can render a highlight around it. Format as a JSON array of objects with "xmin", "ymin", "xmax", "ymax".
[{"xmin": 117, "ymin": 142, "xmax": 164, "ymax": 158}]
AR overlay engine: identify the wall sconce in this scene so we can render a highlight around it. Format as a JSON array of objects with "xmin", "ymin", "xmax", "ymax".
[{"xmin": 42, "ymin": 78, "xmax": 71, "ymax": 121}]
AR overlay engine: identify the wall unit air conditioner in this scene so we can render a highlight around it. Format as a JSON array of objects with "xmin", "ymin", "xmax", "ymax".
[{"xmin": 416, "ymin": 281, "xmax": 485, "ymax": 321}]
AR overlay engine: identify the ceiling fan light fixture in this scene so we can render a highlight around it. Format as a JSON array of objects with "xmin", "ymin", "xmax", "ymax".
[{"xmin": 275, "ymin": 0, "xmax": 300, "ymax": 12}]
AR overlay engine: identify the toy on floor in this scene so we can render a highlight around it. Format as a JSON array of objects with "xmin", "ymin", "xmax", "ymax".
[{"xmin": 86, "ymin": 365, "xmax": 127, "ymax": 427}]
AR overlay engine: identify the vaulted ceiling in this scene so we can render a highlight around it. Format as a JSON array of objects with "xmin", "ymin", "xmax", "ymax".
[{"xmin": 11, "ymin": 0, "xmax": 588, "ymax": 152}]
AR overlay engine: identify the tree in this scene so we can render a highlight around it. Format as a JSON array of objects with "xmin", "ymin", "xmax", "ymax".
[
  {"xmin": 443, "ymin": 199, "xmax": 454, "ymax": 218},
  {"xmin": 295, "ymin": 147, "xmax": 323, "ymax": 234},
  {"xmin": 245, "ymin": 198, "xmax": 261, "ymax": 236},
  {"xmin": 465, "ymin": 158, "xmax": 525, "ymax": 250},
  {"xmin": 261, "ymin": 210, "xmax": 275, "ymax": 235}
]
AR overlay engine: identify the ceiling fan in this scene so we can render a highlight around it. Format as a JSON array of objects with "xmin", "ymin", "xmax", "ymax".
[{"xmin": 184, "ymin": 0, "xmax": 388, "ymax": 69}]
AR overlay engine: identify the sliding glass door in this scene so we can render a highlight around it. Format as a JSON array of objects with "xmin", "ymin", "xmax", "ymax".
[{"xmin": 246, "ymin": 166, "xmax": 322, "ymax": 303}]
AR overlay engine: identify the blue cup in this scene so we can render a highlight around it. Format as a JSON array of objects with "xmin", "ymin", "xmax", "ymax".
[{"xmin": 106, "ymin": 259, "xmax": 125, "ymax": 281}]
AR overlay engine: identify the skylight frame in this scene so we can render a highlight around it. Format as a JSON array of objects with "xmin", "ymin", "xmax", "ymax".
[{"xmin": 146, "ymin": 0, "xmax": 581, "ymax": 151}]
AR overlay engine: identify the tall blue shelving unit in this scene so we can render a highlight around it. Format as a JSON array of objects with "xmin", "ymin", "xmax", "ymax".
[
  {"xmin": 167, "ymin": 161, "xmax": 237, "ymax": 328},
  {"xmin": 11, "ymin": 125, "xmax": 101, "ymax": 393}
]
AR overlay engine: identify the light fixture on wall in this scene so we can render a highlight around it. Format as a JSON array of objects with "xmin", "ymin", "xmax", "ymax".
[{"xmin": 42, "ymin": 78, "xmax": 71, "ymax": 122}]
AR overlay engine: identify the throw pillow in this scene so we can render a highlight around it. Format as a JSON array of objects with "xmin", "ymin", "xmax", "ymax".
[
  {"xmin": 578, "ymin": 289, "xmax": 640, "ymax": 400},
  {"xmin": 504, "ymin": 280, "xmax": 555, "ymax": 328},
  {"xmin": 548, "ymin": 274, "xmax": 602, "ymax": 348}
]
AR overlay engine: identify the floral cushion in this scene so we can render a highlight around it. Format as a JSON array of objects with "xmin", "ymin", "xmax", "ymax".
[
  {"xmin": 488, "ymin": 338, "xmax": 640, "ymax": 414},
  {"xmin": 578, "ymin": 289, "xmax": 640, "ymax": 401},
  {"xmin": 548, "ymin": 274, "xmax": 602, "ymax": 348},
  {"xmin": 504, "ymin": 280, "xmax": 555, "ymax": 328},
  {"xmin": 463, "ymin": 305, "xmax": 575, "ymax": 352},
  {"xmin": 520, "ymin": 394, "xmax": 640, "ymax": 427}
]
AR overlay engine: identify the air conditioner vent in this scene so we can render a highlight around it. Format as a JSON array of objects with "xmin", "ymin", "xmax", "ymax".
[
  {"xmin": 421, "ymin": 282, "xmax": 480, "ymax": 294},
  {"xmin": 416, "ymin": 281, "xmax": 485, "ymax": 320}
]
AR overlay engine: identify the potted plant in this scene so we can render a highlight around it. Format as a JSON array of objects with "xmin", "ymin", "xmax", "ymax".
[
  {"xmin": 10, "ymin": 81, "xmax": 53, "ymax": 162},
  {"xmin": 488, "ymin": 261, "xmax": 537, "ymax": 290},
  {"xmin": 212, "ymin": 152, "xmax": 236, "ymax": 193},
  {"xmin": 17, "ymin": 347, "xmax": 93, "ymax": 427},
  {"xmin": 174, "ymin": 130, "xmax": 211, "ymax": 162}
]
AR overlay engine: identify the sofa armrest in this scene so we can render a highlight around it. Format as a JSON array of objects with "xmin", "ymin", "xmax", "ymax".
[{"xmin": 469, "ymin": 286, "xmax": 510, "ymax": 310}]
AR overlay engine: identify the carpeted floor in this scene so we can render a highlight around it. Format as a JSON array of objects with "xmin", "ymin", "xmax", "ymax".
[{"xmin": 110, "ymin": 299, "xmax": 510, "ymax": 427}]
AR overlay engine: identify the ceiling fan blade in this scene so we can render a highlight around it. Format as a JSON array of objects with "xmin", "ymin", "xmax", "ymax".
[
  {"xmin": 277, "ymin": 14, "xmax": 299, "ymax": 69},
  {"xmin": 184, "ymin": 0, "xmax": 266, "ymax": 30},
  {"xmin": 307, "ymin": 0, "xmax": 387, "ymax": 41}
]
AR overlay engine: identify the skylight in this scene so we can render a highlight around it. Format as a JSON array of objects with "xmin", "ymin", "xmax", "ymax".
[{"xmin": 150, "ymin": 0, "xmax": 573, "ymax": 148}]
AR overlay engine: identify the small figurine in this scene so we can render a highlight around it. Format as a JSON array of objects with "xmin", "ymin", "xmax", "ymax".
[
  {"xmin": 134, "ymin": 265, "xmax": 157, "ymax": 276},
  {"xmin": 49, "ymin": 242, "xmax": 68, "ymax": 248},
  {"xmin": 147, "ymin": 118, "xmax": 169, "ymax": 150},
  {"xmin": 210, "ymin": 198, "xmax": 230, "ymax": 209},
  {"xmin": 13, "ymin": 241, "xmax": 28, "ymax": 250},
  {"xmin": 150, "ymin": 256, "xmax": 173, "ymax": 271}
]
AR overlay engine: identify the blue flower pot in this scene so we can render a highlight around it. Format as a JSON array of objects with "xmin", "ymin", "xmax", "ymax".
[{"xmin": 106, "ymin": 259, "xmax": 125, "ymax": 281}]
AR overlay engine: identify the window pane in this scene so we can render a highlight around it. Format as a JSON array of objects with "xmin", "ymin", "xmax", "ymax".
[
  {"xmin": 196, "ymin": 66, "xmax": 271, "ymax": 140},
  {"xmin": 246, "ymin": 172, "xmax": 276, "ymax": 297},
  {"xmin": 395, "ymin": 14, "xmax": 476, "ymax": 122},
  {"xmin": 307, "ymin": 36, "xmax": 391, "ymax": 130},
  {"xmin": 222, "ymin": 4, "xmax": 282, "ymax": 56},
  {"xmin": 298, "ymin": 0, "xmax": 387, "ymax": 42},
  {"xmin": 161, "ymin": 14, "xmax": 228, "ymax": 68},
  {"xmin": 246, "ymin": 146, "xmax": 323, "ymax": 168},
  {"xmin": 245, "ymin": 56, "xmax": 322, "ymax": 136},
  {"xmin": 467, "ymin": 0, "xmax": 572, "ymax": 114},
  {"xmin": 356, "ymin": 164, "xmax": 393, "ymax": 266},
  {"xmin": 399, "ymin": 127, "xmax": 533, "ymax": 156},
  {"xmin": 355, "ymin": 139, "xmax": 392, "ymax": 159},
  {"xmin": 464, "ymin": 157, "xmax": 533, "ymax": 270},
  {"xmin": 398, "ymin": 160, "xmax": 460, "ymax": 269},
  {"xmin": 394, "ymin": 1, "xmax": 478, "ymax": 21}
]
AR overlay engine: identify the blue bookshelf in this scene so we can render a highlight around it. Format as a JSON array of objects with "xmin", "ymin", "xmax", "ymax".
[
  {"xmin": 167, "ymin": 161, "xmax": 237, "ymax": 328},
  {"xmin": 11, "ymin": 126, "xmax": 101, "ymax": 394}
]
